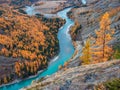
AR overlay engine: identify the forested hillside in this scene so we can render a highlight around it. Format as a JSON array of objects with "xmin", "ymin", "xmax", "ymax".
[{"xmin": 0, "ymin": 5, "xmax": 65, "ymax": 85}]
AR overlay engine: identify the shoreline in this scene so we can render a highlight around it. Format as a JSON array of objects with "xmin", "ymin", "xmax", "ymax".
[
  {"xmin": 0, "ymin": 52, "xmax": 61, "ymax": 88},
  {"xmin": 0, "ymin": 69, "xmax": 44, "ymax": 88},
  {"xmin": 52, "ymin": 5, "xmax": 74, "ymax": 14},
  {"xmin": 0, "ymin": 53, "xmax": 64, "ymax": 88},
  {"xmin": 66, "ymin": 7, "xmax": 84, "ymax": 68},
  {"xmin": 0, "ymin": 45, "xmax": 61, "ymax": 87}
]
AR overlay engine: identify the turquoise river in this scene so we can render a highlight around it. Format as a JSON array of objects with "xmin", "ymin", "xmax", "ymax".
[{"xmin": 0, "ymin": 7, "xmax": 75, "ymax": 90}]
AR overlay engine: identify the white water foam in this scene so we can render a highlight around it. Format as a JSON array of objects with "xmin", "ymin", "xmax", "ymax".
[
  {"xmin": 49, "ymin": 56, "xmax": 59, "ymax": 64},
  {"xmin": 66, "ymin": 23, "xmax": 74, "ymax": 40}
]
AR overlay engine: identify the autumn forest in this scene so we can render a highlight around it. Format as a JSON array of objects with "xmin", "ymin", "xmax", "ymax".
[
  {"xmin": 0, "ymin": 0, "xmax": 120, "ymax": 89},
  {"xmin": 0, "ymin": 5, "xmax": 65, "ymax": 85}
]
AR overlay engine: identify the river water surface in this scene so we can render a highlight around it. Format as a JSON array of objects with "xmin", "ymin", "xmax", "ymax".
[{"xmin": 0, "ymin": 7, "xmax": 75, "ymax": 90}]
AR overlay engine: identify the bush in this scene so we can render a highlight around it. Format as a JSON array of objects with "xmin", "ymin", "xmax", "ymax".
[
  {"xmin": 113, "ymin": 44, "xmax": 120, "ymax": 59},
  {"xmin": 104, "ymin": 78, "xmax": 120, "ymax": 90},
  {"xmin": 95, "ymin": 78, "xmax": 120, "ymax": 90}
]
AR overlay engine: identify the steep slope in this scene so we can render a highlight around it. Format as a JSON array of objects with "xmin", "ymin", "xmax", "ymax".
[
  {"xmin": 67, "ymin": 0, "xmax": 120, "ymax": 68},
  {"xmin": 23, "ymin": 60, "xmax": 120, "ymax": 90}
]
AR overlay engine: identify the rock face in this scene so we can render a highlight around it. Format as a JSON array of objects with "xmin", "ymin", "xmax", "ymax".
[
  {"xmin": 23, "ymin": 60, "xmax": 120, "ymax": 90},
  {"xmin": 67, "ymin": 0, "xmax": 120, "ymax": 68},
  {"xmin": 71, "ymin": 0, "xmax": 120, "ymax": 42}
]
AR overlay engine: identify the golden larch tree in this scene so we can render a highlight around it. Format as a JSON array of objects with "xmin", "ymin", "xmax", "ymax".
[
  {"xmin": 92, "ymin": 12, "xmax": 114, "ymax": 63},
  {"xmin": 80, "ymin": 39, "xmax": 92, "ymax": 64},
  {"xmin": 3, "ymin": 76, "xmax": 8, "ymax": 84}
]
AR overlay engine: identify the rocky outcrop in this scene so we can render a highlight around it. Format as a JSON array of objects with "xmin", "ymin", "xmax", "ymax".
[{"xmin": 22, "ymin": 60, "xmax": 120, "ymax": 90}]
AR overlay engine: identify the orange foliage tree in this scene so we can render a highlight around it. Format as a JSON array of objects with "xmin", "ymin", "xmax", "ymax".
[
  {"xmin": 3, "ymin": 76, "xmax": 8, "ymax": 84},
  {"xmin": 92, "ymin": 12, "xmax": 114, "ymax": 63},
  {"xmin": 80, "ymin": 39, "xmax": 92, "ymax": 64}
]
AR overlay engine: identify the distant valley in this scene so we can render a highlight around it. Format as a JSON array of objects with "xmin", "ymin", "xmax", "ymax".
[{"xmin": 0, "ymin": 0, "xmax": 120, "ymax": 90}]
